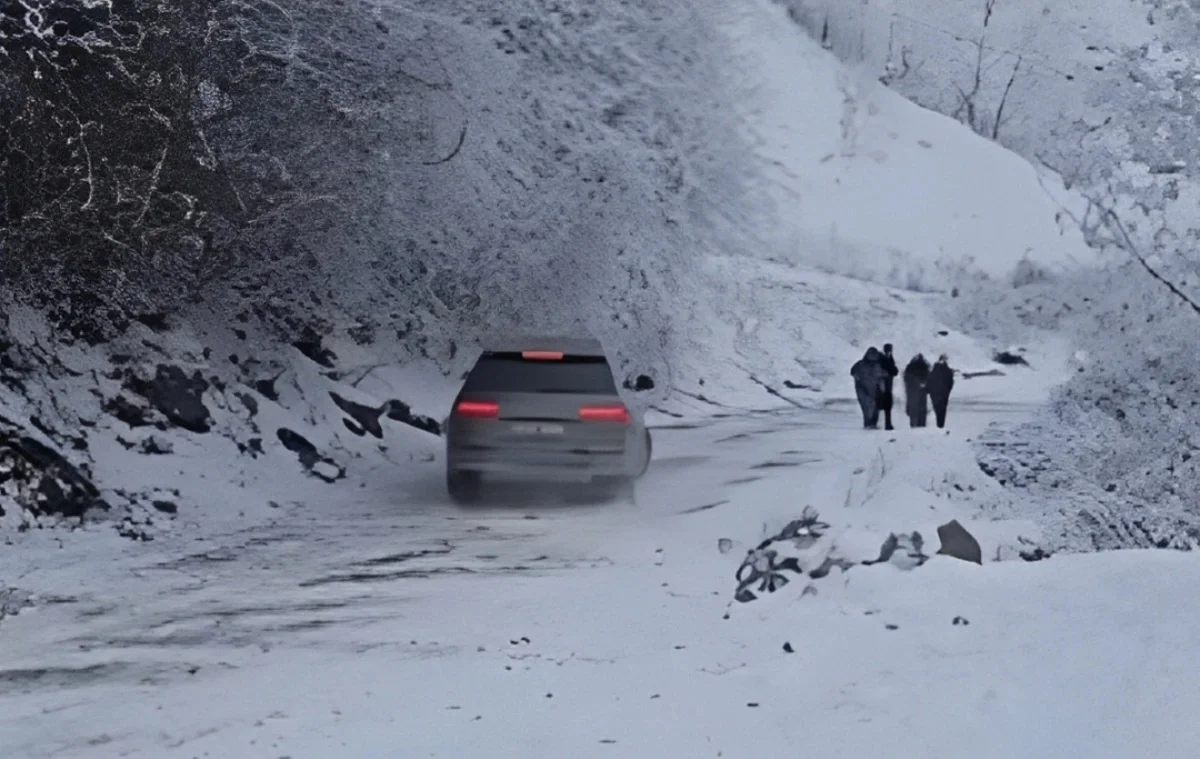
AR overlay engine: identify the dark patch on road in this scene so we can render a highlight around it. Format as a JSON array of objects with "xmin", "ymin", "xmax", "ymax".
[
  {"xmin": 751, "ymin": 460, "xmax": 803, "ymax": 469},
  {"xmin": 715, "ymin": 432, "xmax": 751, "ymax": 443},
  {"xmin": 678, "ymin": 500, "xmax": 730, "ymax": 515},
  {"xmin": 298, "ymin": 566, "xmax": 482, "ymax": 587},
  {"xmin": 357, "ymin": 545, "xmax": 454, "ymax": 567},
  {"xmin": 724, "ymin": 476, "xmax": 762, "ymax": 486},
  {"xmin": 0, "ymin": 663, "xmax": 130, "ymax": 693}
]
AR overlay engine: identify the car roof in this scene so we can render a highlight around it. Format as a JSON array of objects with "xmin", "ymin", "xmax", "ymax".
[{"xmin": 480, "ymin": 334, "xmax": 607, "ymax": 357}]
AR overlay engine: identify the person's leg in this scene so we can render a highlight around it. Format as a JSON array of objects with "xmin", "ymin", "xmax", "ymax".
[{"xmin": 884, "ymin": 406, "xmax": 894, "ymax": 430}]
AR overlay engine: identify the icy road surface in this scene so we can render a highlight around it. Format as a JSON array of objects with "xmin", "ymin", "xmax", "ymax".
[{"xmin": 2, "ymin": 395, "xmax": 1199, "ymax": 759}]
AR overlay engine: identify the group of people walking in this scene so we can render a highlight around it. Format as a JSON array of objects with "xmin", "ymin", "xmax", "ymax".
[{"xmin": 849, "ymin": 343, "xmax": 955, "ymax": 430}]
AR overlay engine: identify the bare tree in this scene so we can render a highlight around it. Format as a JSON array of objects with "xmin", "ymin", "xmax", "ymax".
[
  {"xmin": 949, "ymin": 0, "xmax": 1023, "ymax": 141},
  {"xmin": 1036, "ymin": 157, "xmax": 1200, "ymax": 318}
]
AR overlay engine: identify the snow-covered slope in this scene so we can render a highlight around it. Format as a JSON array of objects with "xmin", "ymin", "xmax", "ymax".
[{"xmin": 715, "ymin": 0, "xmax": 1096, "ymax": 288}]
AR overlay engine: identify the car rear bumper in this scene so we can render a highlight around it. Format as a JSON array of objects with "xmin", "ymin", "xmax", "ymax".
[{"xmin": 449, "ymin": 446, "xmax": 632, "ymax": 481}]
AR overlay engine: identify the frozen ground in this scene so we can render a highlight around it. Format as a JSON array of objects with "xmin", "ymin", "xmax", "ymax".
[{"xmin": 5, "ymin": 366, "xmax": 1199, "ymax": 759}]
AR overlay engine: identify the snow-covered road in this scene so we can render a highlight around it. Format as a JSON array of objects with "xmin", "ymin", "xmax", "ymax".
[{"xmin": 3, "ymin": 393, "xmax": 1199, "ymax": 759}]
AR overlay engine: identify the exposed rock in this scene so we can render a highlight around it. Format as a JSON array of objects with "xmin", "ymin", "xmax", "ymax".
[
  {"xmin": 1019, "ymin": 547, "xmax": 1053, "ymax": 562},
  {"xmin": 292, "ymin": 332, "xmax": 338, "ymax": 368},
  {"xmin": 864, "ymin": 531, "xmax": 929, "ymax": 570},
  {"xmin": 238, "ymin": 392, "xmax": 259, "ymax": 417},
  {"xmin": 382, "ymin": 399, "xmax": 442, "ymax": 436},
  {"xmin": 276, "ymin": 428, "xmax": 345, "ymax": 483},
  {"xmin": 103, "ymin": 395, "xmax": 152, "ymax": 428},
  {"xmin": 140, "ymin": 436, "xmax": 174, "ymax": 455},
  {"xmin": 624, "ymin": 374, "xmax": 655, "ymax": 392},
  {"xmin": 330, "ymin": 392, "xmax": 385, "ymax": 438},
  {"xmin": 992, "ymin": 350, "xmax": 1030, "ymax": 367},
  {"xmin": 124, "ymin": 365, "xmax": 212, "ymax": 434},
  {"xmin": 254, "ymin": 378, "xmax": 279, "ymax": 402},
  {"xmin": 0, "ymin": 417, "xmax": 107, "ymax": 521},
  {"xmin": 936, "ymin": 519, "xmax": 983, "ymax": 565}
]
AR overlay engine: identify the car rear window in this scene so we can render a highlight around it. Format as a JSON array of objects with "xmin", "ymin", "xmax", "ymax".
[{"xmin": 462, "ymin": 354, "xmax": 619, "ymax": 394}]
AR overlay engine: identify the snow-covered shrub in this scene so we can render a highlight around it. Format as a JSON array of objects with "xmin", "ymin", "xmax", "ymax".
[
  {"xmin": 0, "ymin": 0, "xmax": 756, "ymax": 390},
  {"xmin": 971, "ymin": 263, "xmax": 1200, "ymax": 551}
]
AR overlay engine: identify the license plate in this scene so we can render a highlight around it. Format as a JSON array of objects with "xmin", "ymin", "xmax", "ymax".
[{"xmin": 511, "ymin": 423, "xmax": 564, "ymax": 435}]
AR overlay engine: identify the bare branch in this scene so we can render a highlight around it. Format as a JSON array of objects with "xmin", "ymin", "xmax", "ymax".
[{"xmin": 991, "ymin": 55, "xmax": 1022, "ymax": 140}]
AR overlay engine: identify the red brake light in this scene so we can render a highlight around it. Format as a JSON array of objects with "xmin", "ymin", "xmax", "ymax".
[
  {"xmin": 578, "ymin": 403, "xmax": 630, "ymax": 423},
  {"xmin": 454, "ymin": 400, "xmax": 499, "ymax": 419},
  {"xmin": 522, "ymin": 350, "xmax": 563, "ymax": 360}
]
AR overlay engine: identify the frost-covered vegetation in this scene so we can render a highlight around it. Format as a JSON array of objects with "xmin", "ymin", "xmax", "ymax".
[{"xmin": 0, "ymin": 0, "xmax": 748, "ymax": 366}]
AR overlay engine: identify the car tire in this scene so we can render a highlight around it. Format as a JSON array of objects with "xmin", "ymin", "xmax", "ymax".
[
  {"xmin": 446, "ymin": 468, "xmax": 482, "ymax": 505},
  {"xmin": 638, "ymin": 429, "xmax": 652, "ymax": 477}
]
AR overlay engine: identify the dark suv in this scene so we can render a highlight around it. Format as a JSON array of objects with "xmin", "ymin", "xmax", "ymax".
[{"xmin": 444, "ymin": 336, "xmax": 652, "ymax": 503}]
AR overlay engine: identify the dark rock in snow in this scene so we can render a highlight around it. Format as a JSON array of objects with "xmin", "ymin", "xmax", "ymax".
[
  {"xmin": 936, "ymin": 519, "xmax": 983, "ymax": 565},
  {"xmin": 1019, "ymin": 547, "xmax": 1052, "ymax": 562},
  {"xmin": 238, "ymin": 392, "xmax": 259, "ymax": 417},
  {"xmin": 864, "ymin": 531, "xmax": 928, "ymax": 569},
  {"xmin": 276, "ymin": 428, "xmax": 344, "ymax": 483},
  {"xmin": 1, "ymin": 416, "xmax": 107, "ymax": 520},
  {"xmin": 152, "ymin": 500, "xmax": 178, "ymax": 514},
  {"xmin": 254, "ymin": 378, "xmax": 279, "ymax": 402},
  {"xmin": 992, "ymin": 350, "xmax": 1029, "ymax": 367},
  {"xmin": 103, "ymin": 395, "xmax": 152, "ymax": 428},
  {"xmin": 330, "ymin": 392, "xmax": 441, "ymax": 438},
  {"xmin": 624, "ymin": 374, "xmax": 655, "ymax": 392},
  {"xmin": 330, "ymin": 392, "xmax": 386, "ymax": 438},
  {"xmin": 125, "ymin": 365, "xmax": 212, "ymax": 433},
  {"xmin": 140, "ymin": 436, "xmax": 174, "ymax": 455},
  {"xmin": 382, "ymin": 399, "xmax": 442, "ymax": 436},
  {"xmin": 292, "ymin": 333, "xmax": 338, "ymax": 368}
]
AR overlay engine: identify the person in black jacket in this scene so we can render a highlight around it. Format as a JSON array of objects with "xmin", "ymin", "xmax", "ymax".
[
  {"xmin": 903, "ymin": 353, "xmax": 930, "ymax": 428},
  {"xmin": 850, "ymin": 347, "xmax": 886, "ymax": 428},
  {"xmin": 878, "ymin": 343, "xmax": 899, "ymax": 430},
  {"xmin": 927, "ymin": 354, "xmax": 955, "ymax": 429}
]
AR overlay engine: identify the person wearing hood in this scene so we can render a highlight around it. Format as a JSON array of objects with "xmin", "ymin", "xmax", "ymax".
[
  {"xmin": 878, "ymin": 343, "xmax": 899, "ymax": 431},
  {"xmin": 850, "ymin": 347, "xmax": 887, "ymax": 429},
  {"xmin": 927, "ymin": 354, "xmax": 955, "ymax": 429},
  {"xmin": 903, "ymin": 353, "xmax": 931, "ymax": 428}
]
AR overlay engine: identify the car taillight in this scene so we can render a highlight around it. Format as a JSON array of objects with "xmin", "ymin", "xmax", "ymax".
[
  {"xmin": 579, "ymin": 403, "xmax": 630, "ymax": 423},
  {"xmin": 522, "ymin": 350, "xmax": 563, "ymax": 360},
  {"xmin": 455, "ymin": 400, "xmax": 499, "ymax": 419}
]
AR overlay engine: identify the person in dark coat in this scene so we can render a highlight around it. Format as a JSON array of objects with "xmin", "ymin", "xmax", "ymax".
[
  {"xmin": 903, "ymin": 353, "xmax": 930, "ymax": 428},
  {"xmin": 878, "ymin": 343, "xmax": 899, "ymax": 431},
  {"xmin": 850, "ymin": 347, "xmax": 887, "ymax": 429},
  {"xmin": 927, "ymin": 354, "xmax": 955, "ymax": 429}
]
